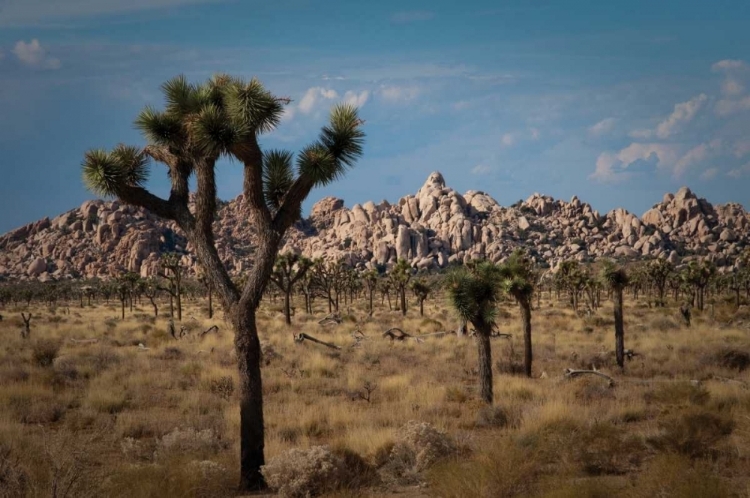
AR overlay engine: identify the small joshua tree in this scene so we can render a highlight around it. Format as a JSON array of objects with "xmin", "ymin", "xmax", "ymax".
[
  {"xmin": 389, "ymin": 259, "xmax": 412, "ymax": 316},
  {"xmin": 270, "ymin": 253, "xmax": 313, "ymax": 325},
  {"xmin": 445, "ymin": 261, "xmax": 503, "ymax": 404},
  {"xmin": 410, "ymin": 278, "xmax": 431, "ymax": 317},
  {"xmin": 600, "ymin": 260, "xmax": 629, "ymax": 369},
  {"xmin": 81, "ymin": 74, "xmax": 365, "ymax": 491},
  {"xmin": 499, "ymin": 250, "xmax": 535, "ymax": 378}
]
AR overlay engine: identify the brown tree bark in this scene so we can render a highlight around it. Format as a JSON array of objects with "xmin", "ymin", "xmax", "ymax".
[
  {"xmin": 233, "ymin": 306, "xmax": 266, "ymax": 491},
  {"xmin": 614, "ymin": 287, "xmax": 625, "ymax": 369},
  {"xmin": 520, "ymin": 297, "xmax": 533, "ymax": 378},
  {"xmin": 475, "ymin": 323, "xmax": 493, "ymax": 404}
]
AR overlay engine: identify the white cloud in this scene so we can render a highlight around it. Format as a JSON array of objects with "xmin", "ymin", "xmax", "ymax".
[
  {"xmin": 298, "ymin": 87, "xmax": 339, "ymax": 114},
  {"xmin": 343, "ymin": 90, "xmax": 369, "ymax": 108},
  {"xmin": 590, "ymin": 143, "xmax": 680, "ymax": 183},
  {"xmin": 721, "ymin": 78, "xmax": 745, "ymax": 97},
  {"xmin": 727, "ymin": 163, "xmax": 750, "ymax": 178},
  {"xmin": 629, "ymin": 128, "xmax": 653, "ymax": 139},
  {"xmin": 734, "ymin": 139, "xmax": 750, "ymax": 158},
  {"xmin": 712, "ymin": 59, "xmax": 748, "ymax": 72},
  {"xmin": 674, "ymin": 143, "xmax": 709, "ymax": 177},
  {"xmin": 500, "ymin": 133, "xmax": 515, "ymax": 147},
  {"xmin": 471, "ymin": 164, "xmax": 491, "ymax": 175},
  {"xmin": 391, "ymin": 10, "xmax": 435, "ymax": 23},
  {"xmin": 12, "ymin": 39, "xmax": 61, "ymax": 69},
  {"xmin": 588, "ymin": 117, "xmax": 616, "ymax": 137},
  {"xmin": 529, "ymin": 127, "xmax": 540, "ymax": 140},
  {"xmin": 378, "ymin": 85, "xmax": 420, "ymax": 102},
  {"xmin": 655, "ymin": 94, "xmax": 707, "ymax": 139},
  {"xmin": 0, "ymin": 0, "xmax": 225, "ymax": 26},
  {"xmin": 715, "ymin": 96, "xmax": 750, "ymax": 116},
  {"xmin": 700, "ymin": 167, "xmax": 719, "ymax": 180}
]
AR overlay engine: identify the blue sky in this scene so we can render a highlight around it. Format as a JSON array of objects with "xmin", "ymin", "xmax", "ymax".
[{"xmin": 1, "ymin": 0, "xmax": 750, "ymax": 233}]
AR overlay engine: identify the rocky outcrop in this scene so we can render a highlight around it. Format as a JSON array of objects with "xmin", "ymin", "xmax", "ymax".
[{"xmin": 0, "ymin": 173, "xmax": 748, "ymax": 281}]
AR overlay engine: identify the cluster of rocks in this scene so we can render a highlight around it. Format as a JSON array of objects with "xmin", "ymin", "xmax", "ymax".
[{"xmin": 0, "ymin": 172, "xmax": 748, "ymax": 281}]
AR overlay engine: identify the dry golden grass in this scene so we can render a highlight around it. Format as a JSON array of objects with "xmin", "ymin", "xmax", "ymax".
[{"xmin": 0, "ymin": 292, "xmax": 749, "ymax": 497}]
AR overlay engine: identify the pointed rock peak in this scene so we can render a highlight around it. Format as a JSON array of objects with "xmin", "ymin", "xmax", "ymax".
[
  {"xmin": 310, "ymin": 197, "xmax": 344, "ymax": 219},
  {"xmin": 423, "ymin": 171, "xmax": 446, "ymax": 189},
  {"xmin": 674, "ymin": 186, "xmax": 695, "ymax": 202}
]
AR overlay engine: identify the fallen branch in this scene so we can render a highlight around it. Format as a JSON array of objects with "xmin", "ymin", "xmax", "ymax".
[
  {"xmin": 294, "ymin": 333, "xmax": 341, "ymax": 350},
  {"xmin": 200, "ymin": 325, "xmax": 219, "ymax": 337},
  {"xmin": 69, "ymin": 338, "xmax": 99, "ymax": 345},
  {"xmin": 382, "ymin": 328, "xmax": 411, "ymax": 340},
  {"xmin": 318, "ymin": 313, "xmax": 342, "ymax": 326},
  {"xmin": 564, "ymin": 368, "xmax": 615, "ymax": 387}
]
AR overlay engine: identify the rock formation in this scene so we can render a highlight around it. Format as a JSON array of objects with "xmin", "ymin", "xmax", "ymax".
[{"xmin": 0, "ymin": 173, "xmax": 748, "ymax": 281}]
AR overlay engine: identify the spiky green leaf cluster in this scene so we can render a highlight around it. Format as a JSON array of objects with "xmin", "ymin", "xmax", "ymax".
[
  {"xmin": 82, "ymin": 145, "xmax": 149, "ymax": 198},
  {"xmin": 600, "ymin": 260, "xmax": 630, "ymax": 289},
  {"xmin": 444, "ymin": 261, "xmax": 503, "ymax": 326}
]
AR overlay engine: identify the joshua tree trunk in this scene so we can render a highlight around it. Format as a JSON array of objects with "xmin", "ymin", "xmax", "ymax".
[
  {"xmin": 475, "ymin": 323, "xmax": 493, "ymax": 404},
  {"xmin": 283, "ymin": 291, "xmax": 291, "ymax": 325},
  {"xmin": 400, "ymin": 288, "xmax": 407, "ymax": 316},
  {"xmin": 519, "ymin": 297, "xmax": 532, "ymax": 378},
  {"xmin": 614, "ymin": 286, "xmax": 625, "ymax": 369},
  {"xmin": 368, "ymin": 288, "xmax": 374, "ymax": 315},
  {"xmin": 208, "ymin": 284, "xmax": 213, "ymax": 319},
  {"xmin": 233, "ymin": 306, "xmax": 265, "ymax": 490},
  {"xmin": 149, "ymin": 296, "xmax": 158, "ymax": 317}
]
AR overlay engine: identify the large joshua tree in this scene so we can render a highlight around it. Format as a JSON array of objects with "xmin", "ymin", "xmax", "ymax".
[
  {"xmin": 81, "ymin": 74, "xmax": 365, "ymax": 490},
  {"xmin": 499, "ymin": 250, "xmax": 535, "ymax": 378},
  {"xmin": 445, "ymin": 261, "xmax": 503, "ymax": 404},
  {"xmin": 600, "ymin": 260, "xmax": 629, "ymax": 369}
]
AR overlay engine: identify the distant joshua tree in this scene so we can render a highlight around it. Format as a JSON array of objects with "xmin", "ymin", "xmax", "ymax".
[
  {"xmin": 81, "ymin": 74, "xmax": 365, "ymax": 491},
  {"xmin": 499, "ymin": 250, "xmax": 536, "ymax": 378},
  {"xmin": 445, "ymin": 261, "xmax": 504, "ymax": 404},
  {"xmin": 600, "ymin": 260, "xmax": 629, "ymax": 369},
  {"xmin": 270, "ymin": 253, "xmax": 313, "ymax": 325}
]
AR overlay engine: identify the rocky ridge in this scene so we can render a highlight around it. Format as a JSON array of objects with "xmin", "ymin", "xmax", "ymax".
[{"xmin": 0, "ymin": 172, "xmax": 747, "ymax": 281}]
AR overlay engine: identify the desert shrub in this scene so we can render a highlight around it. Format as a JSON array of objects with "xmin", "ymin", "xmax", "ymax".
[
  {"xmin": 574, "ymin": 377, "xmax": 616, "ymax": 402},
  {"xmin": 444, "ymin": 386, "xmax": 469, "ymax": 403},
  {"xmin": 648, "ymin": 410, "xmax": 734, "ymax": 458},
  {"xmin": 86, "ymin": 388, "xmax": 128, "ymax": 414},
  {"xmin": 160, "ymin": 347, "xmax": 184, "ymax": 360},
  {"xmin": 643, "ymin": 381, "xmax": 709, "ymax": 406},
  {"xmin": 475, "ymin": 405, "xmax": 514, "ymax": 429},
  {"xmin": 156, "ymin": 428, "xmax": 226, "ymax": 460},
  {"xmin": 277, "ymin": 426, "xmax": 302, "ymax": 444},
  {"xmin": 0, "ymin": 444, "xmax": 29, "ymax": 497},
  {"xmin": 649, "ymin": 315, "xmax": 680, "ymax": 331},
  {"xmin": 380, "ymin": 421, "xmax": 456, "ymax": 483},
  {"xmin": 628, "ymin": 453, "xmax": 730, "ymax": 498},
  {"xmin": 577, "ymin": 423, "xmax": 646, "ymax": 475},
  {"xmin": 9, "ymin": 394, "xmax": 66, "ymax": 424},
  {"xmin": 208, "ymin": 376, "xmax": 234, "ymax": 400},
  {"xmin": 32, "ymin": 339, "xmax": 61, "ymax": 367},
  {"xmin": 261, "ymin": 445, "xmax": 354, "ymax": 498},
  {"xmin": 428, "ymin": 442, "xmax": 539, "ymax": 498},
  {"xmin": 701, "ymin": 348, "xmax": 750, "ymax": 372}
]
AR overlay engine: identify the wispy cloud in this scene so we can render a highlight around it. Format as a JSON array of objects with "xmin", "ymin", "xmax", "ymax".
[
  {"xmin": 343, "ymin": 90, "xmax": 369, "ymax": 107},
  {"xmin": 391, "ymin": 10, "xmax": 435, "ymax": 24},
  {"xmin": 655, "ymin": 93, "xmax": 707, "ymax": 138},
  {"xmin": 588, "ymin": 117, "xmax": 616, "ymax": 137},
  {"xmin": 0, "ymin": 0, "xmax": 225, "ymax": 26},
  {"xmin": 700, "ymin": 167, "xmax": 719, "ymax": 180},
  {"xmin": 500, "ymin": 133, "xmax": 515, "ymax": 147},
  {"xmin": 378, "ymin": 85, "xmax": 420, "ymax": 102},
  {"xmin": 591, "ymin": 143, "xmax": 680, "ymax": 183},
  {"xmin": 727, "ymin": 163, "xmax": 750, "ymax": 178},
  {"xmin": 712, "ymin": 59, "xmax": 748, "ymax": 72},
  {"xmin": 471, "ymin": 164, "xmax": 491, "ymax": 175},
  {"xmin": 11, "ymin": 39, "xmax": 61, "ymax": 69},
  {"xmin": 298, "ymin": 87, "xmax": 338, "ymax": 114}
]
